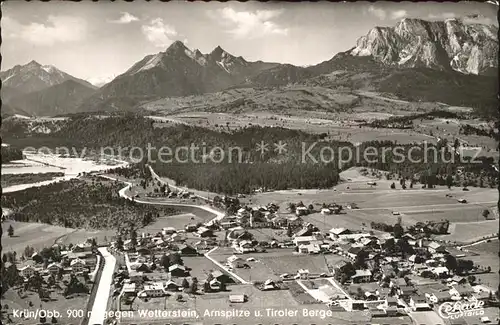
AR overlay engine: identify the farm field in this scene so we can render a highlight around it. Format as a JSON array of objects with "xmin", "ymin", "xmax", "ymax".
[
  {"xmin": 436, "ymin": 221, "xmax": 499, "ymax": 243},
  {"xmin": 468, "ymin": 238, "xmax": 499, "ymax": 255}
]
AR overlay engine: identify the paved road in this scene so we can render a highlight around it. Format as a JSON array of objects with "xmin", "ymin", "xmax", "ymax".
[
  {"xmin": 409, "ymin": 310, "xmax": 446, "ymax": 325},
  {"xmin": 99, "ymin": 174, "xmax": 224, "ymax": 220},
  {"xmin": 204, "ymin": 247, "xmax": 249, "ymax": 284},
  {"xmin": 88, "ymin": 247, "xmax": 116, "ymax": 325}
]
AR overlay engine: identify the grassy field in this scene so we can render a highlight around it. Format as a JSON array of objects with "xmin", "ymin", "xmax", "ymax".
[
  {"xmin": 436, "ymin": 221, "xmax": 499, "ymax": 243},
  {"xmin": 259, "ymin": 254, "xmax": 330, "ymax": 276},
  {"xmin": 469, "ymin": 239, "xmax": 499, "ymax": 255},
  {"xmin": 2, "ymin": 288, "xmax": 89, "ymax": 324},
  {"xmin": 2, "ymin": 220, "xmax": 76, "ymax": 255}
]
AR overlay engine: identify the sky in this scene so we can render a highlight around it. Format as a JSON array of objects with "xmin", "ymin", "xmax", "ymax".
[{"xmin": 1, "ymin": 1, "xmax": 497, "ymax": 85}]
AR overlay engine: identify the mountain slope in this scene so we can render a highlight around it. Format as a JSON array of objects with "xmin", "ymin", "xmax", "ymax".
[
  {"xmin": 79, "ymin": 41, "xmax": 279, "ymax": 111},
  {"xmin": 7, "ymin": 80, "xmax": 97, "ymax": 116},
  {"xmin": 350, "ymin": 16, "xmax": 498, "ymax": 75},
  {"xmin": 0, "ymin": 60, "xmax": 96, "ymax": 94}
]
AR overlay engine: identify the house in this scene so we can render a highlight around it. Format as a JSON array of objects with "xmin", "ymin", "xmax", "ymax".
[
  {"xmin": 231, "ymin": 230, "xmax": 253, "ymax": 241},
  {"xmin": 20, "ymin": 265, "xmax": 36, "ymax": 278},
  {"xmin": 123, "ymin": 239, "xmax": 135, "ymax": 251},
  {"xmin": 333, "ymin": 260, "xmax": 353, "ymax": 275},
  {"xmin": 262, "ymin": 279, "xmax": 277, "ymax": 291},
  {"xmin": 427, "ymin": 242, "xmax": 446, "ymax": 254},
  {"xmin": 426, "ymin": 290, "xmax": 452, "ymax": 304},
  {"xmin": 122, "ymin": 282, "xmax": 137, "ymax": 295},
  {"xmin": 47, "ymin": 263, "xmax": 62, "ymax": 274},
  {"xmin": 385, "ymin": 296, "xmax": 399, "ymax": 308},
  {"xmin": 296, "ymin": 269, "xmax": 310, "ymax": 280},
  {"xmin": 164, "ymin": 280, "xmax": 180, "ymax": 291},
  {"xmin": 209, "ymin": 278, "xmax": 221, "ymax": 291},
  {"xmin": 450, "ymin": 284, "xmax": 474, "ymax": 298},
  {"xmin": 295, "ymin": 206, "xmax": 309, "ymax": 216},
  {"xmin": 138, "ymin": 283, "xmax": 167, "ymax": 297},
  {"xmin": 321, "ymin": 208, "xmax": 332, "ymax": 215},
  {"xmin": 70, "ymin": 259, "xmax": 87, "ymax": 273},
  {"xmin": 360, "ymin": 237, "xmax": 378, "ymax": 248},
  {"xmin": 271, "ymin": 215, "xmax": 288, "ymax": 228},
  {"xmin": 293, "ymin": 235, "xmax": 320, "ymax": 247},
  {"xmin": 130, "ymin": 263, "xmax": 151, "ymax": 273},
  {"xmin": 412, "ymin": 263, "xmax": 428, "ymax": 274},
  {"xmin": 237, "ymin": 240, "xmax": 255, "ymax": 253},
  {"xmin": 432, "ymin": 266, "xmax": 449, "ymax": 278},
  {"xmin": 211, "ymin": 270, "xmax": 232, "ymax": 284},
  {"xmin": 287, "ymin": 216, "xmax": 303, "ymax": 227},
  {"xmin": 177, "ymin": 244, "xmax": 198, "ymax": 256},
  {"xmin": 168, "ymin": 264, "xmax": 187, "ymax": 277},
  {"xmin": 329, "ymin": 227, "xmax": 351, "ymax": 240},
  {"xmin": 449, "ymin": 275, "xmax": 467, "ymax": 285},
  {"xmin": 227, "ymin": 255, "xmax": 245, "ymax": 268},
  {"xmin": 299, "ymin": 243, "xmax": 321, "ymax": 254},
  {"xmin": 196, "ymin": 227, "xmax": 214, "ymax": 237},
  {"xmin": 169, "ymin": 233, "xmax": 184, "ymax": 243},
  {"xmin": 398, "ymin": 285, "xmax": 416, "ymax": 298},
  {"xmin": 409, "ymin": 295, "xmax": 431, "ymax": 311},
  {"xmin": 162, "ymin": 227, "xmax": 177, "ymax": 235},
  {"xmin": 347, "ymin": 247, "xmax": 364, "ymax": 260},
  {"xmin": 294, "ymin": 227, "xmax": 314, "ymax": 238},
  {"xmin": 72, "ymin": 242, "xmax": 93, "ymax": 252},
  {"xmin": 229, "ymin": 294, "xmax": 247, "ymax": 303},
  {"xmin": 390, "ymin": 278, "xmax": 407, "ymax": 288},
  {"xmin": 351, "ymin": 270, "xmax": 371, "ymax": 283},
  {"xmin": 129, "ymin": 271, "xmax": 144, "ymax": 282}
]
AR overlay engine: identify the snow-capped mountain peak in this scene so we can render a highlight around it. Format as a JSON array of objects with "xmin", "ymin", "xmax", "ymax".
[{"xmin": 0, "ymin": 60, "xmax": 95, "ymax": 93}]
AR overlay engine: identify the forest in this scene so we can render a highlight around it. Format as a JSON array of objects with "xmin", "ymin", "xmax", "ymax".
[{"xmin": 1, "ymin": 178, "xmax": 179, "ymax": 231}]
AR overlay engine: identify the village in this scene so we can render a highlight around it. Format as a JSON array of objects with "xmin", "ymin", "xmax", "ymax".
[{"xmin": 3, "ymin": 168, "xmax": 499, "ymax": 325}]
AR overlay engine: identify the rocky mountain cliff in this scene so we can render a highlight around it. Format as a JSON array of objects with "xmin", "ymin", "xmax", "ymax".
[
  {"xmin": 1, "ymin": 61, "xmax": 97, "ymax": 116},
  {"xmin": 80, "ymin": 41, "xmax": 279, "ymax": 111},
  {"xmin": 0, "ymin": 60, "xmax": 95, "ymax": 94},
  {"xmin": 350, "ymin": 16, "xmax": 498, "ymax": 75}
]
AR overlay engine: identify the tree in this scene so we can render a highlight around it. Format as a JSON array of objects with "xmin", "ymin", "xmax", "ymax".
[
  {"xmin": 446, "ymin": 175, "xmax": 453, "ymax": 189},
  {"xmin": 393, "ymin": 224, "xmax": 404, "ymax": 239},
  {"xmin": 189, "ymin": 277, "xmax": 198, "ymax": 294},
  {"xmin": 444, "ymin": 255, "xmax": 458, "ymax": 273},
  {"xmin": 181, "ymin": 278, "xmax": 189, "ymax": 289},
  {"xmin": 2, "ymin": 254, "xmax": 7, "ymax": 263},
  {"xmin": 115, "ymin": 236, "xmax": 124, "ymax": 251},
  {"xmin": 203, "ymin": 281, "xmax": 211, "ymax": 293},
  {"xmin": 8, "ymin": 225, "xmax": 14, "ymax": 237},
  {"xmin": 220, "ymin": 280, "xmax": 227, "ymax": 291},
  {"xmin": 286, "ymin": 225, "xmax": 293, "ymax": 237},
  {"xmin": 170, "ymin": 253, "xmax": 183, "ymax": 266},
  {"xmin": 482, "ymin": 209, "xmax": 490, "ymax": 219},
  {"xmin": 160, "ymin": 254, "xmax": 171, "ymax": 271},
  {"xmin": 390, "ymin": 182, "xmax": 396, "ymax": 189}
]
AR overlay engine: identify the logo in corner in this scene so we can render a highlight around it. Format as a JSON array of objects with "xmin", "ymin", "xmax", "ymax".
[{"xmin": 438, "ymin": 297, "xmax": 485, "ymax": 320}]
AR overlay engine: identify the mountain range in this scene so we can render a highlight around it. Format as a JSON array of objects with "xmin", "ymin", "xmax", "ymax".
[
  {"xmin": 1, "ymin": 61, "xmax": 97, "ymax": 116},
  {"xmin": 1, "ymin": 16, "xmax": 497, "ymax": 117}
]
